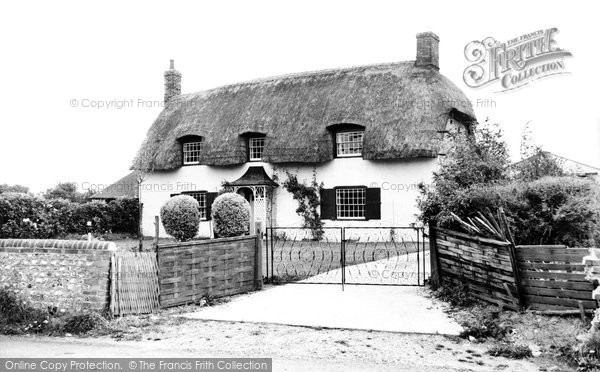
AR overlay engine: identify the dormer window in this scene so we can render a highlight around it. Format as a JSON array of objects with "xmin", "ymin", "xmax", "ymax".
[
  {"xmin": 336, "ymin": 131, "xmax": 364, "ymax": 157},
  {"xmin": 327, "ymin": 123, "xmax": 365, "ymax": 158},
  {"xmin": 183, "ymin": 142, "xmax": 202, "ymax": 164},
  {"xmin": 178, "ymin": 135, "xmax": 204, "ymax": 165},
  {"xmin": 248, "ymin": 136, "xmax": 265, "ymax": 161}
]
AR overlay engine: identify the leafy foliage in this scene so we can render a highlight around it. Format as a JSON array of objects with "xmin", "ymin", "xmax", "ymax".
[
  {"xmin": 418, "ymin": 120, "xmax": 510, "ymax": 226},
  {"xmin": 459, "ymin": 307, "xmax": 513, "ymax": 340},
  {"xmin": 211, "ymin": 193, "xmax": 250, "ymax": 238},
  {"xmin": 432, "ymin": 282, "xmax": 476, "ymax": 308},
  {"xmin": 0, "ymin": 288, "xmax": 50, "ymax": 334},
  {"xmin": 282, "ymin": 170, "xmax": 324, "ymax": 240},
  {"xmin": 0, "ymin": 184, "xmax": 30, "ymax": 194},
  {"xmin": 429, "ymin": 177, "xmax": 600, "ymax": 246},
  {"xmin": 419, "ymin": 119, "xmax": 600, "ymax": 246},
  {"xmin": 160, "ymin": 195, "xmax": 200, "ymax": 241},
  {"xmin": 510, "ymin": 148, "xmax": 565, "ymax": 181},
  {"xmin": 0, "ymin": 193, "xmax": 139, "ymax": 238},
  {"xmin": 43, "ymin": 182, "xmax": 92, "ymax": 203}
]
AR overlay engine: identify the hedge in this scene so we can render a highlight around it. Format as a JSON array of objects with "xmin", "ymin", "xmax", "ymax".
[
  {"xmin": 0, "ymin": 193, "xmax": 139, "ymax": 238},
  {"xmin": 422, "ymin": 176, "xmax": 600, "ymax": 247}
]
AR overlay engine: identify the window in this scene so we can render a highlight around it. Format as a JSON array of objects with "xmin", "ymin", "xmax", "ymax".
[
  {"xmin": 336, "ymin": 188, "xmax": 366, "ymax": 219},
  {"xmin": 183, "ymin": 142, "xmax": 202, "ymax": 164},
  {"xmin": 248, "ymin": 137, "xmax": 265, "ymax": 161},
  {"xmin": 336, "ymin": 131, "xmax": 364, "ymax": 157},
  {"xmin": 183, "ymin": 191, "xmax": 207, "ymax": 220},
  {"xmin": 320, "ymin": 187, "xmax": 380, "ymax": 220}
]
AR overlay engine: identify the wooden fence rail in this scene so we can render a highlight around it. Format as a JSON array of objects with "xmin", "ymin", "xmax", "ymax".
[
  {"xmin": 430, "ymin": 225, "xmax": 597, "ymax": 314},
  {"xmin": 431, "ymin": 226, "xmax": 520, "ymax": 310},
  {"xmin": 516, "ymin": 245, "xmax": 595, "ymax": 313}
]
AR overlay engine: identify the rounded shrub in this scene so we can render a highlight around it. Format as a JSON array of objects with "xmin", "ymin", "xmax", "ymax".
[
  {"xmin": 160, "ymin": 195, "xmax": 200, "ymax": 241},
  {"xmin": 211, "ymin": 192, "xmax": 250, "ymax": 238}
]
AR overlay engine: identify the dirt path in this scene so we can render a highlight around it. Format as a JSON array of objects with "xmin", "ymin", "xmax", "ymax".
[{"xmin": 0, "ymin": 317, "xmax": 555, "ymax": 371}]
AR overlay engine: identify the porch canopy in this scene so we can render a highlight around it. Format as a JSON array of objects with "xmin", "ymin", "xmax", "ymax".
[
  {"xmin": 225, "ymin": 166, "xmax": 277, "ymax": 231},
  {"xmin": 225, "ymin": 166, "xmax": 278, "ymax": 187}
]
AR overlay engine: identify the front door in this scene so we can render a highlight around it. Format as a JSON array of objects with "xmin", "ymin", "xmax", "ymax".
[{"xmin": 237, "ymin": 187, "xmax": 255, "ymax": 234}]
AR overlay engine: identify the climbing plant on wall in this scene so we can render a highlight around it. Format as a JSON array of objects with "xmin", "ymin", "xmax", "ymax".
[{"xmin": 282, "ymin": 170, "xmax": 324, "ymax": 240}]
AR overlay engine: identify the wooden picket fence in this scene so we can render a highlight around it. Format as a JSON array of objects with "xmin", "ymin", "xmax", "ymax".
[{"xmin": 110, "ymin": 251, "xmax": 160, "ymax": 316}]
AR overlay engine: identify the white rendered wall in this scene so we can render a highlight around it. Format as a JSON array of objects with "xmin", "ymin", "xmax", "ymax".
[{"xmin": 140, "ymin": 157, "xmax": 438, "ymax": 238}]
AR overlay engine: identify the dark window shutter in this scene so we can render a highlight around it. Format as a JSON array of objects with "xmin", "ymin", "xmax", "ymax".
[
  {"xmin": 365, "ymin": 188, "xmax": 381, "ymax": 220},
  {"xmin": 320, "ymin": 189, "xmax": 336, "ymax": 220},
  {"xmin": 205, "ymin": 192, "xmax": 218, "ymax": 220}
]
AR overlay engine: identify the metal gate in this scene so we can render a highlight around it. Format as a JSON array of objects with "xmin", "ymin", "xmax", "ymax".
[{"xmin": 265, "ymin": 226, "xmax": 427, "ymax": 286}]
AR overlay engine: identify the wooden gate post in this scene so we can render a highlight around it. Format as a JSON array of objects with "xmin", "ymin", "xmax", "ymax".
[
  {"xmin": 153, "ymin": 216, "xmax": 160, "ymax": 251},
  {"xmin": 428, "ymin": 221, "xmax": 441, "ymax": 289},
  {"xmin": 499, "ymin": 208, "xmax": 525, "ymax": 309},
  {"xmin": 254, "ymin": 222, "xmax": 264, "ymax": 290}
]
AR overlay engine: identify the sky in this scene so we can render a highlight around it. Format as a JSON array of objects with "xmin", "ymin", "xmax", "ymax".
[{"xmin": 1, "ymin": 0, "xmax": 598, "ymax": 193}]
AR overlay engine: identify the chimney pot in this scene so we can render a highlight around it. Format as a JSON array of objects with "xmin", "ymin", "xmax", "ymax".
[
  {"xmin": 169, "ymin": 59, "xmax": 175, "ymax": 70},
  {"xmin": 415, "ymin": 32, "xmax": 440, "ymax": 70}
]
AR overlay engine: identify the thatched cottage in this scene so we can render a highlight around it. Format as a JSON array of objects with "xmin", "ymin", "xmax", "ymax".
[{"xmin": 133, "ymin": 32, "xmax": 475, "ymax": 237}]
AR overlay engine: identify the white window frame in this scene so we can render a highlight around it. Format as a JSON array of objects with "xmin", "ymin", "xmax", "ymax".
[
  {"xmin": 182, "ymin": 141, "xmax": 202, "ymax": 165},
  {"xmin": 335, "ymin": 187, "xmax": 366, "ymax": 219},
  {"xmin": 183, "ymin": 191, "xmax": 207, "ymax": 220},
  {"xmin": 248, "ymin": 137, "xmax": 265, "ymax": 161},
  {"xmin": 336, "ymin": 131, "xmax": 364, "ymax": 157}
]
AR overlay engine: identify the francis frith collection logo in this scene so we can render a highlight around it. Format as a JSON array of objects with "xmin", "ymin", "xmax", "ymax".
[{"xmin": 463, "ymin": 28, "xmax": 572, "ymax": 92}]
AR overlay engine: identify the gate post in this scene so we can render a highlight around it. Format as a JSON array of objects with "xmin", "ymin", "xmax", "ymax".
[
  {"xmin": 341, "ymin": 227, "xmax": 345, "ymax": 290},
  {"xmin": 428, "ymin": 221, "xmax": 441, "ymax": 289},
  {"xmin": 254, "ymin": 222, "xmax": 264, "ymax": 290}
]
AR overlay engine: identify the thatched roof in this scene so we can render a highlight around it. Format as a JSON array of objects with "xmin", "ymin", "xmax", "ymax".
[
  {"xmin": 132, "ymin": 61, "xmax": 475, "ymax": 170},
  {"xmin": 90, "ymin": 172, "xmax": 138, "ymax": 200}
]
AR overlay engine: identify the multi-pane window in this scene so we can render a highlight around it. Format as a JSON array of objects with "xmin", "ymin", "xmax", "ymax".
[
  {"xmin": 248, "ymin": 137, "xmax": 265, "ymax": 161},
  {"xmin": 183, "ymin": 142, "xmax": 202, "ymax": 164},
  {"xmin": 183, "ymin": 191, "xmax": 207, "ymax": 220},
  {"xmin": 336, "ymin": 188, "xmax": 366, "ymax": 219},
  {"xmin": 336, "ymin": 131, "xmax": 364, "ymax": 157}
]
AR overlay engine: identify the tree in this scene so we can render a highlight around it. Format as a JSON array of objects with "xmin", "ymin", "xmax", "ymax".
[
  {"xmin": 512, "ymin": 148, "xmax": 564, "ymax": 181},
  {"xmin": 513, "ymin": 122, "xmax": 564, "ymax": 181},
  {"xmin": 132, "ymin": 144, "xmax": 157, "ymax": 251},
  {"xmin": 418, "ymin": 119, "xmax": 510, "ymax": 224},
  {"xmin": 43, "ymin": 182, "xmax": 88, "ymax": 203},
  {"xmin": 0, "ymin": 184, "xmax": 30, "ymax": 194}
]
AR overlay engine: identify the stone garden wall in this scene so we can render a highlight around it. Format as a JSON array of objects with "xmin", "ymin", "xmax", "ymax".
[{"xmin": 0, "ymin": 239, "xmax": 116, "ymax": 313}]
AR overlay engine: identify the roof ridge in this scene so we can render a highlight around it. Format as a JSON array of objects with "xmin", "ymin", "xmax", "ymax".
[
  {"xmin": 178, "ymin": 61, "xmax": 416, "ymax": 99},
  {"xmin": 546, "ymin": 152, "xmax": 600, "ymax": 170}
]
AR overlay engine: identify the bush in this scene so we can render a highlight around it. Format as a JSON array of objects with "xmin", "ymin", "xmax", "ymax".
[
  {"xmin": 0, "ymin": 288, "xmax": 50, "ymax": 334},
  {"xmin": 211, "ymin": 193, "xmax": 250, "ymax": 238},
  {"xmin": 459, "ymin": 307, "xmax": 512, "ymax": 340},
  {"xmin": 432, "ymin": 282, "xmax": 476, "ymax": 308},
  {"xmin": 160, "ymin": 195, "xmax": 200, "ymax": 241},
  {"xmin": 421, "ymin": 176, "xmax": 600, "ymax": 247},
  {"xmin": 0, "ymin": 193, "xmax": 139, "ymax": 238}
]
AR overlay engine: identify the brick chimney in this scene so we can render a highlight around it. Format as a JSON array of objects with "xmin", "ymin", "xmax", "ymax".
[
  {"xmin": 164, "ymin": 59, "xmax": 182, "ymax": 104},
  {"xmin": 415, "ymin": 32, "xmax": 439, "ymax": 70}
]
